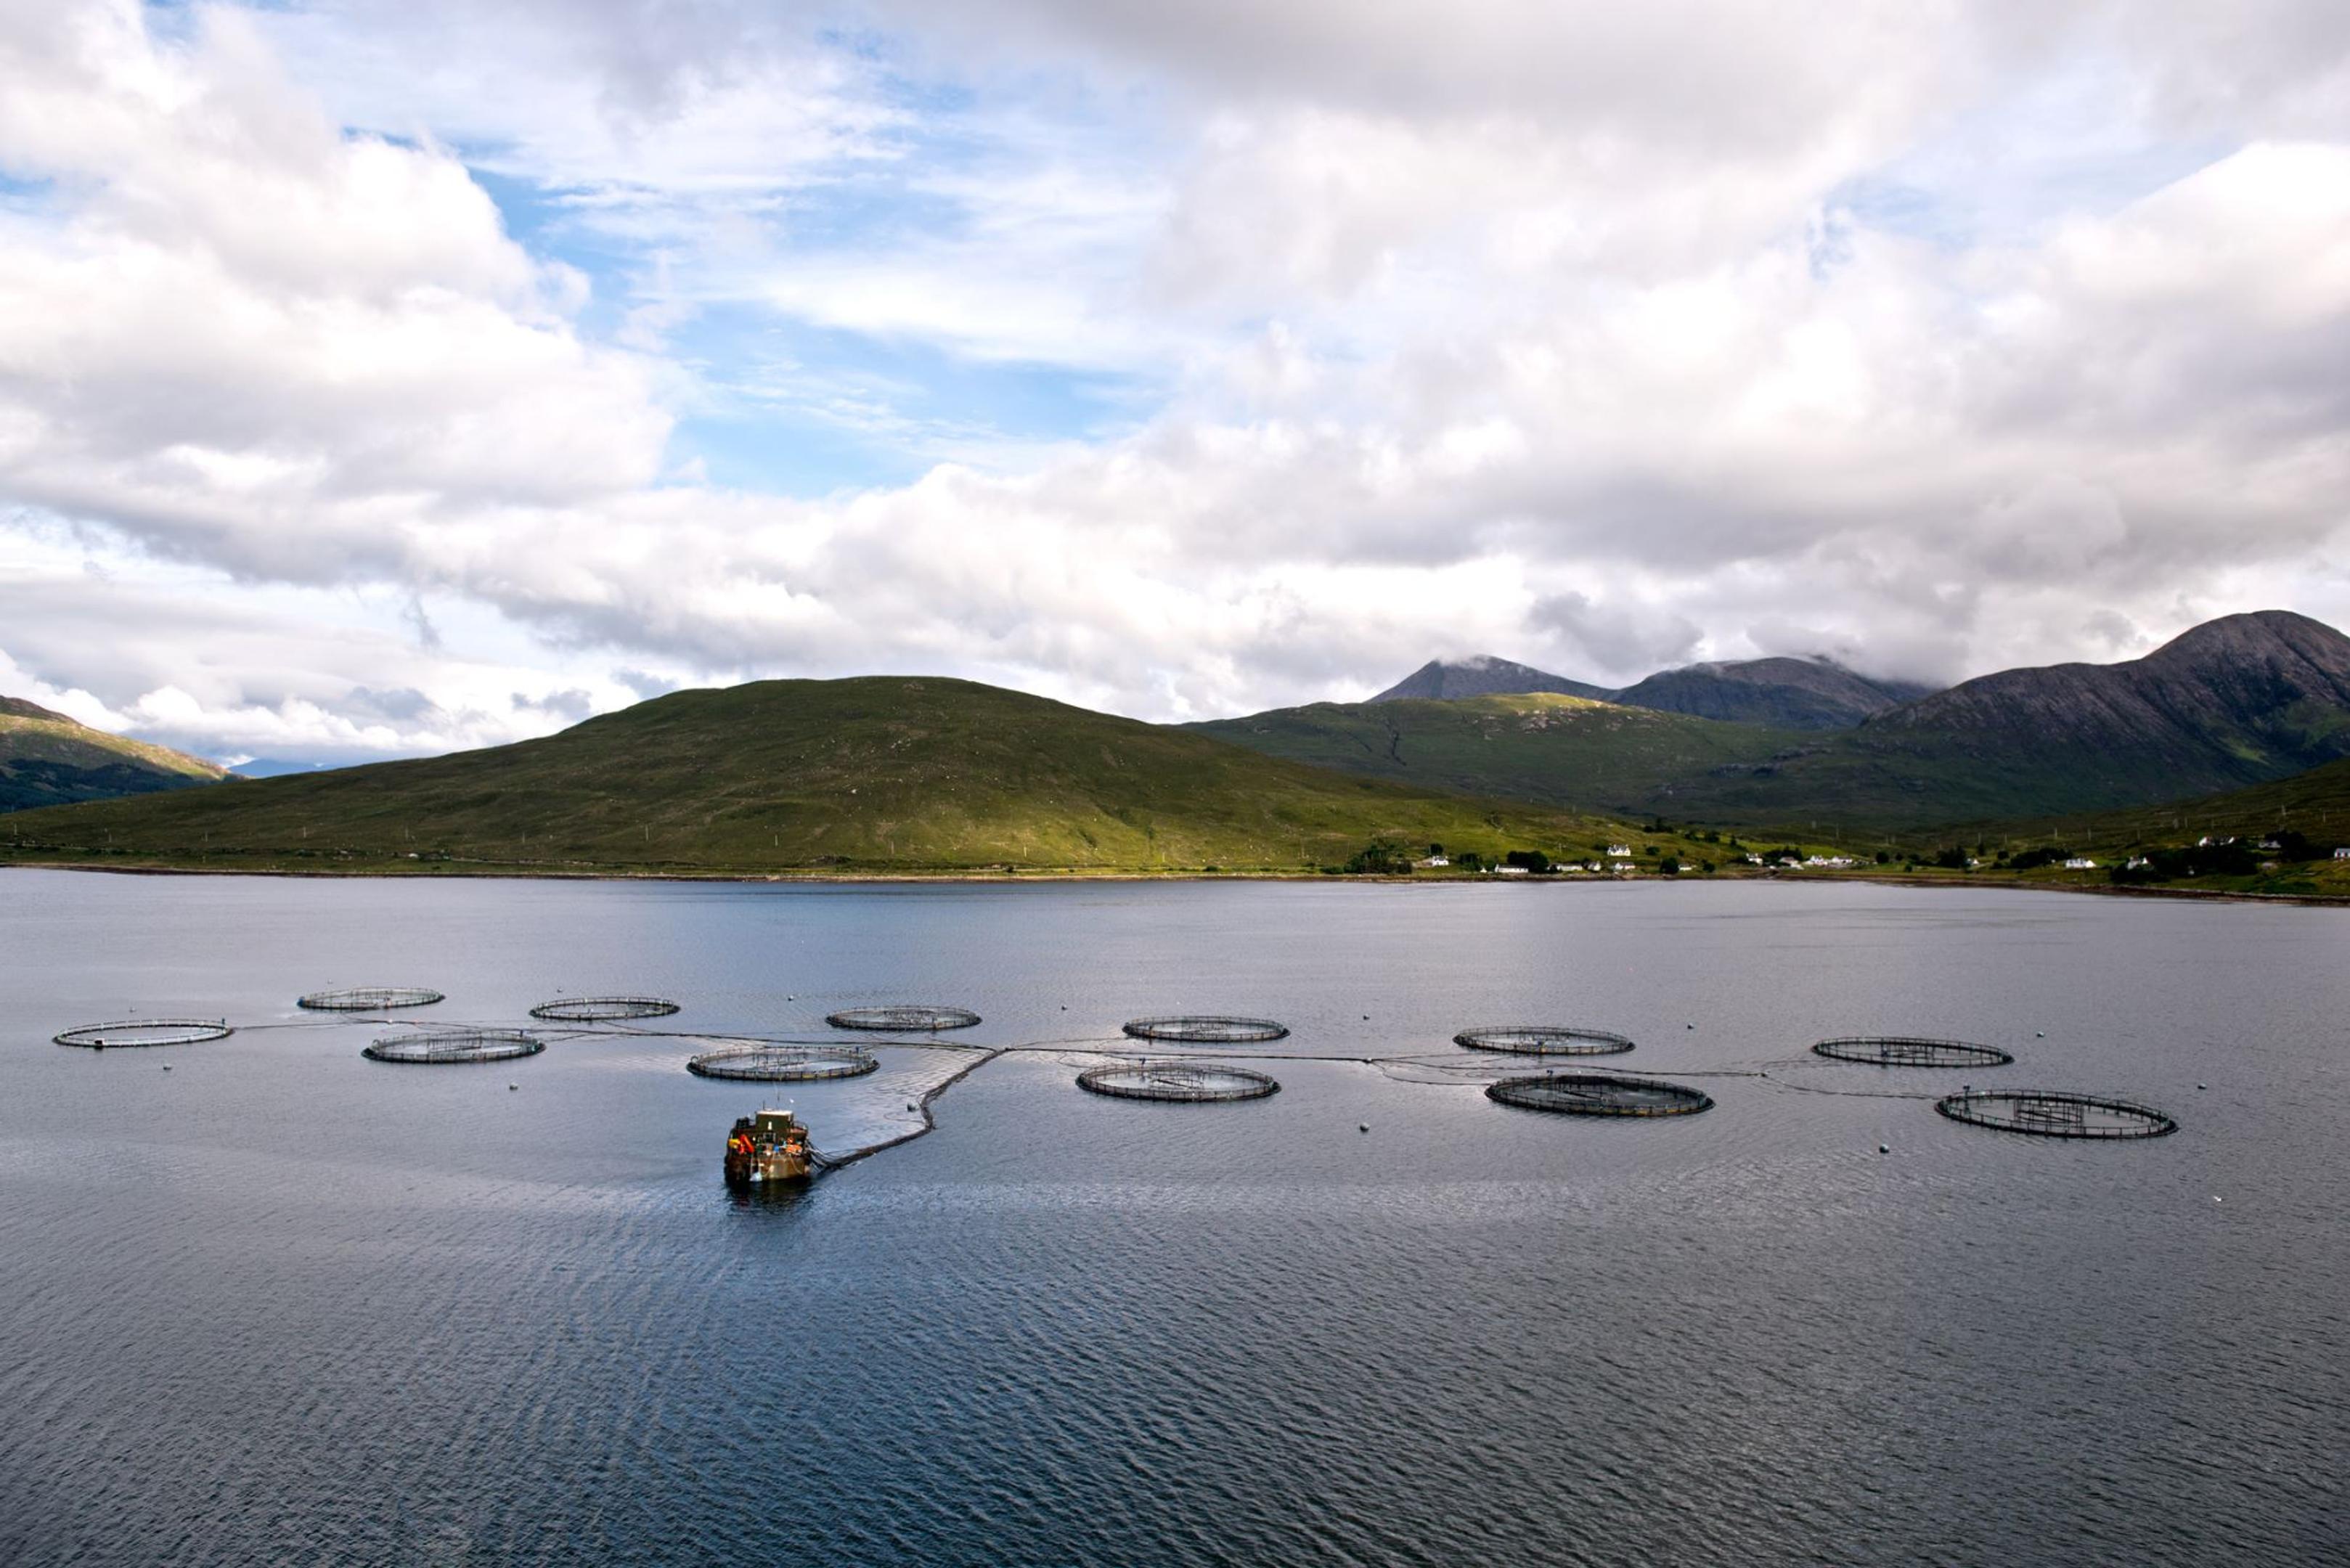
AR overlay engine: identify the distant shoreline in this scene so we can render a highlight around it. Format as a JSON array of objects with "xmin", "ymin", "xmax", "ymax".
[{"xmin": 4, "ymin": 856, "xmax": 2343, "ymax": 906}]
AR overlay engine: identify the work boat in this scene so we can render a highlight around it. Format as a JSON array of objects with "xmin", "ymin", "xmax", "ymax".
[{"xmin": 725, "ymin": 1108, "xmax": 815, "ymax": 1184}]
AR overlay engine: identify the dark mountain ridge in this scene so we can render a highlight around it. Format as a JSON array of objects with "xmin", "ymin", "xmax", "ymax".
[
  {"xmin": 1371, "ymin": 652, "xmax": 1933, "ymax": 729},
  {"xmin": 1371, "ymin": 656, "xmax": 1611, "ymax": 703},
  {"xmin": 1612, "ymin": 657, "xmax": 1930, "ymax": 729}
]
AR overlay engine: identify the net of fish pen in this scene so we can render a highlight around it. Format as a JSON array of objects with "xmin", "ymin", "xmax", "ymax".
[
  {"xmin": 1077, "ymin": 1061, "xmax": 1281, "ymax": 1102},
  {"xmin": 364, "ymin": 1028, "xmax": 544, "ymax": 1065},
  {"xmin": 1813, "ymin": 1036, "xmax": 2014, "ymax": 1068},
  {"xmin": 1487, "ymin": 1071, "xmax": 1713, "ymax": 1117},
  {"xmin": 1935, "ymin": 1090, "xmax": 2176, "ymax": 1140},
  {"xmin": 529, "ymin": 995, "xmax": 681, "ymax": 1022},
  {"xmin": 825, "ymin": 1005, "xmax": 982, "ymax": 1032},
  {"xmin": 1454, "ymin": 1024, "xmax": 1633, "ymax": 1056},
  {"xmin": 687, "ymin": 1045, "xmax": 879, "ymax": 1082},
  {"xmin": 54, "ymin": 1018, "xmax": 232, "ymax": 1050},
  {"xmin": 1121, "ymin": 1016, "xmax": 1290, "ymax": 1044},
  {"xmin": 298, "ymin": 987, "xmax": 444, "ymax": 1011}
]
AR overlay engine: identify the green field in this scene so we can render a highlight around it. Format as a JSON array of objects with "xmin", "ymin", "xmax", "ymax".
[{"xmin": 0, "ymin": 677, "xmax": 1737, "ymax": 876}]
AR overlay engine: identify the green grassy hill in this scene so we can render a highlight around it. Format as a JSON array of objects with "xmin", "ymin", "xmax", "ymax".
[
  {"xmin": 1, "ymin": 698, "xmax": 227, "ymax": 812},
  {"xmin": 0, "ymin": 676, "xmax": 1710, "ymax": 875}
]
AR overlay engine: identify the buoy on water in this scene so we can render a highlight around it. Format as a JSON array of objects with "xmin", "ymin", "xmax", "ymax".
[
  {"xmin": 1877, "ymin": 1143, "xmax": 1888, "ymax": 1154},
  {"xmin": 1358, "ymin": 1123, "xmax": 1370, "ymax": 1134}
]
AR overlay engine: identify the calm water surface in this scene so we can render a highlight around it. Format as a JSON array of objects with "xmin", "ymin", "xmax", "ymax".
[{"xmin": 2, "ymin": 870, "xmax": 2346, "ymax": 1565}]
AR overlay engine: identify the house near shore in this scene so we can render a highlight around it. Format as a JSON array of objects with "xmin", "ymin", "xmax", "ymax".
[
  {"xmin": 1491, "ymin": 865, "xmax": 1530, "ymax": 876},
  {"xmin": 1605, "ymin": 844, "xmax": 1633, "ymax": 858},
  {"xmin": 2063, "ymin": 857, "xmax": 2098, "ymax": 870},
  {"xmin": 1416, "ymin": 854, "xmax": 1450, "ymax": 868}
]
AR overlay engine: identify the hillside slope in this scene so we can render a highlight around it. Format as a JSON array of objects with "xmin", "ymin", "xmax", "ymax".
[
  {"xmin": 1, "ymin": 698, "xmax": 227, "ymax": 812},
  {"xmin": 0, "ymin": 676, "xmax": 1667, "ymax": 874},
  {"xmin": 1188, "ymin": 693, "xmax": 1802, "ymax": 816}
]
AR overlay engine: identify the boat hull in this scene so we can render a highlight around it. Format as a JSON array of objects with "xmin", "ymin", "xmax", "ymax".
[{"xmin": 724, "ymin": 1146, "xmax": 815, "ymax": 1184}]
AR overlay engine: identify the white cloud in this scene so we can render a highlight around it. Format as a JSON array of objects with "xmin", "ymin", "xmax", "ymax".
[{"xmin": 2, "ymin": 0, "xmax": 2350, "ymax": 761}]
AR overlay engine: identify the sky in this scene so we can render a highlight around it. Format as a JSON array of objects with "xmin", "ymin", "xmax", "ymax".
[{"xmin": 1, "ymin": 0, "xmax": 2347, "ymax": 766}]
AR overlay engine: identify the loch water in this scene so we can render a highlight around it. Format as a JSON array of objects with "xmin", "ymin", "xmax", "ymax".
[{"xmin": 2, "ymin": 869, "xmax": 2346, "ymax": 1566}]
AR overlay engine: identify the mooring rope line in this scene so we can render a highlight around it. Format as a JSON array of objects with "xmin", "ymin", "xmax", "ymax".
[{"xmin": 813, "ymin": 1048, "xmax": 1006, "ymax": 1169}]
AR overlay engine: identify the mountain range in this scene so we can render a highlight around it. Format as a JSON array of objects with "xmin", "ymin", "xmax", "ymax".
[
  {"xmin": 1201, "ymin": 611, "xmax": 2350, "ymax": 832},
  {"xmin": 12, "ymin": 608, "xmax": 2350, "ymax": 868},
  {"xmin": 0, "ymin": 677, "xmax": 1701, "ymax": 875}
]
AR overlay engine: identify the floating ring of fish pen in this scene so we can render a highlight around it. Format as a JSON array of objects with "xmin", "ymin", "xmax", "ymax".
[
  {"xmin": 298, "ymin": 987, "xmax": 444, "ymax": 1011},
  {"xmin": 1487, "ymin": 1071, "xmax": 1713, "ymax": 1118},
  {"xmin": 1120, "ymin": 1016, "xmax": 1290, "ymax": 1044},
  {"xmin": 1812, "ymin": 1036, "xmax": 2014, "ymax": 1068},
  {"xmin": 825, "ymin": 1005, "xmax": 982, "ymax": 1032},
  {"xmin": 529, "ymin": 995, "xmax": 682, "ymax": 1022},
  {"xmin": 54, "ymin": 1018, "xmax": 232, "ymax": 1050},
  {"xmin": 1935, "ymin": 1090, "xmax": 2176, "ymax": 1140},
  {"xmin": 687, "ymin": 1045, "xmax": 881, "ymax": 1081},
  {"xmin": 364, "ymin": 1028, "xmax": 544, "ymax": 1065},
  {"xmin": 1078, "ymin": 1061, "xmax": 1281, "ymax": 1102},
  {"xmin": 1454, "ymin": 1024, "xmax": 1634, "ymax": 1056}
]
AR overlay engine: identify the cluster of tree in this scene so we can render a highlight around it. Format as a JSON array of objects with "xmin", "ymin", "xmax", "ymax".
[
  {"xmin": 1339, "ymin": 840, "xmax": 1415, "ymax": 874},
  {"xmin": 2109, "ymin": 841, "xmax": 2261, "ymax": 883}
]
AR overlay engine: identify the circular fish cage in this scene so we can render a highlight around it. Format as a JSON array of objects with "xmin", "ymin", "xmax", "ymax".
[
  {"xmin": 54, "ymin": 1018, "xmax": 232, "ymax": 1050},
  {"xmin": 686, "ymin": 1045, "xmax": 880, "ymax": 1082},
  {"xmin": 1487, "ymin": 1071, "xmax": 1714, "ymax": 1118},
  {"xmin": 1455, "ymin": 1024, "xmax": 1634, "ymax": 1056},
  {"xmin": 529, "ymin": 995, "xmax": 681, "ymax": 1022},
  {"xmin": 825, "ymin": 1005, "xmax": 982, "ymax": 1032},
  {"xmin": 1121, "ymin": 1016, "xmax": 1289, "ymax": 1044},
  {"xmin": 1935, "ymin": 1090, "xmax": 2176, "ymax": 1140},
  {"xmin": 298, "ymin": 987, "xmax": 444, "ymax": 1012},
  {"xmin": 364, "ymin": 1028, "xmax": 544, "ymax": 1065},
  {"xmin": 1813, "ymin": 1036, "xmax": 2014, "ymax": 1068},
  {"xmin": 1078, "ymin": 1061, "xmax": 1281, "ymax": 1103}
]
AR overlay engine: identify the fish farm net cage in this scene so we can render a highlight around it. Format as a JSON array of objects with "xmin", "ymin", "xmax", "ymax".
[
  {"xmin": 825, "ymin": 1005, "xmax": 982, "ymax": 1032},
  {"xmin": 54, "ymin": 1019, "xmax": 232, "ymax": 1050},
  {"xmin": 1077, "ymin": 1061, "xmax": 1281, "ymax": 1102},
  {"xmin": 1935, "ymin": 1090, "xmax": 2177, "ymax": 1140},
  {"xmin": 1813, "ymin": 1036, "xmax": 2015, "ymax": 1068},
  {"xmin": 298, "ymin": 987, "xmax": 444, "ymax": 1011},
  {"xmin": 364, "ymin": 1028, "xmax": 544, "ymax": 1065},
  {"xmin": 1487, "ymin": 1072, "xmax": 1714, "ymax": 1118},
  {"xmin": 686, "ymin": 1045, "xmax": 880, "ymax": 1082},
  {"xmin": 1455, "ymin": 1025, "xmax": 1634, "ymax": 1056},
  {"xmin": 529, "ymin": 995, "xmax": 681, "ymax": 1022},
  {"xmin": 1121, "ymin": 1016, "xmax": 1290, "ymax": 1044}
]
